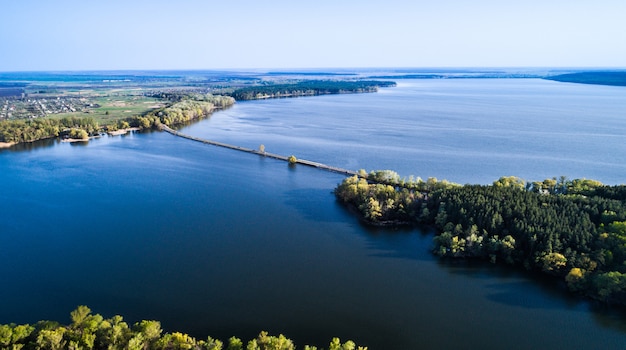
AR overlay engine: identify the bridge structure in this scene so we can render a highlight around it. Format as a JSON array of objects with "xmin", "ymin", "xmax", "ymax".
[{"xmin": 160, "ymin": 124, "xmax": 361, "ymax": 177}]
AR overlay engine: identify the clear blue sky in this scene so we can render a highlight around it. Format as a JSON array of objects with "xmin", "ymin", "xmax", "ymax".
[{"xmin": 2, "ymin": 0, "xmax": 625, "ymax": 71}]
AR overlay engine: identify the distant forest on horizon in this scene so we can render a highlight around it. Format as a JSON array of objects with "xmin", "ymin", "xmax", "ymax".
[{"xmin": 544, "ymin": 71, "xmax": 626, "ymax": 86}]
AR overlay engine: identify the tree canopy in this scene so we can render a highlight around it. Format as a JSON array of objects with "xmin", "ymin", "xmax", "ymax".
[
  {"xmin": 228, "ymin": 80, "xmax": 395, "ymax": 101},
  {"xmin": 0, "ymin": 306, "xmax": 366, "ymax": 350}
]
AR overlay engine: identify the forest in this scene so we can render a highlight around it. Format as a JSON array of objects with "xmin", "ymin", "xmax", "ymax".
[
  {"xmin": 0, "ymin": 94, "xmax": 235, "ymax": 144},
  {"xmin": 335, "ymin": 171, "xmax": 626, "ymax": 304},
  {"xmin": 228, "ymin": 80, "xmax": 396, "ymax": 100},
  {"xmin": 0, "ymin": 116, "xmax": 100, "ymax": 143},
  {"xmin": 545, "ymin": 71, "xmax": 626, "ymax": 86},
  {"xmin": 0, "ymin": 306, "xmax": 365, "ymax": 350}
]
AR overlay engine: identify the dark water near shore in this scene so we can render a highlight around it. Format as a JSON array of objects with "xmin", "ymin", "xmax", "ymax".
[{"xmin": 1, "ymin": 79, "xmax": 626, "ymax": 349}]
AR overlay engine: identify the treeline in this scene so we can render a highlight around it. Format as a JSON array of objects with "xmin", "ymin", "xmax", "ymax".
[
  {"xmin": 150, "ymin": 94, "xmax": 233, "ymax": 125},
  {"xmin": 335, "ymin": 171, "xmax": 626, "ymax": 304},
  {"xmin": 0, "ymin": 94, "xmax": 235, "ymax": 144},
  {"xmin": 0, "ymin": 306, "xmax": 365, "ymax": 350},
  {"xmin": 0, "ymin": 117, "xmax": 99, "ymax": 143},
  {"xmin": 545, "ymin": 71, "xmax": 626, "ymax": 87},
  {"xmin": 146, "ymin": 92, "xmax": 235, "ymax": 108},
  {"xmin": 228, "ymin": 80, "xmax": 396, "ymax": 101},
  {"xmin": 108, "ymin": 94, "xmax": 234, "ymax": 130}
]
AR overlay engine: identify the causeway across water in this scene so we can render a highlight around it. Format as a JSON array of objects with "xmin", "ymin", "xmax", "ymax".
[{"xmin": 160, "ymin": 125, "xmax": 360, "ymax": 177}]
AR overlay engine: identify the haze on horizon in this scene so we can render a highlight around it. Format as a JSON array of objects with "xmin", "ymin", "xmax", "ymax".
[{"xmin": 1, "ymin": 0, "xmax": 625, "ymax": 72}]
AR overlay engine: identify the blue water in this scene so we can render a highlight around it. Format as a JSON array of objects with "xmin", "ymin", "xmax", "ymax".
[
  {"xmin": 190, "ymin": 79, "xmax": 626, "ymax": 185},
  {"xmin": 1, "ymin": 79, "xmax": 626, "ymax": 349}
]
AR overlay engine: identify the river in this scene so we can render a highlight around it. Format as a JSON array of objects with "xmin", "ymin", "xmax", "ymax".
[{"xmin": 1, "ymin": 78, "xmax": 625, "ymax": 349}]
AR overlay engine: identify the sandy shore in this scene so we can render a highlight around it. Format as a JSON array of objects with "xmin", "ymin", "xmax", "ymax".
[
  {"xmin": 0, "ymin": 142, "xmax": 16, "ymax": 148},
  {"xmin": 61, "ymin": 138, "xmax": 89, "ymax": 143},
  {"xmin": 108, "ymin": 127, "xmax": 141, "ymax": 136}
]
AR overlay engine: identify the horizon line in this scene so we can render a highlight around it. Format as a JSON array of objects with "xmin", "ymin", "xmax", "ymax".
[{"xmin": 1, "ymin": 66, "xmax": 626, "ymax": 74}]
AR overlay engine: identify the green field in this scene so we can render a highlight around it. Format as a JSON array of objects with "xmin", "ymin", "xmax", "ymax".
[{"xmin": 50, "ymin": 93, "xmax": 166, "ymax": 124}]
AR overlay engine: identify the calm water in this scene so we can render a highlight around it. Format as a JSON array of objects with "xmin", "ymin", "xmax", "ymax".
[
  {"xmin": 1, "ymin": 79, "xmax": 626, "ymax": 349},
  {"xmin": 193, "ymin": 78, "xmax": 626, "ymax": 185}
]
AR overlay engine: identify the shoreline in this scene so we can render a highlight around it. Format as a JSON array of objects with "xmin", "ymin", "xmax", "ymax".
[
  {"xmin": 61, "ymin": 135, "xmax": 103, "ymax": 143},
  {"xmin": 107, "ymin": 127, "xmax": 141, "ymax": 136},
  {"xmin": 61, "ymin": 138, "xmax": 90, "ymax": 143}
]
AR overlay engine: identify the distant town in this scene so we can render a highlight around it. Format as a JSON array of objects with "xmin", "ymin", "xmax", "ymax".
[{"xmin": 1, "ymin": 95, "xmax": 95, "ymax": 119}]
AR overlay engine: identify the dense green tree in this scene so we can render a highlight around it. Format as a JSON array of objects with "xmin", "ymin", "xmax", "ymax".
[
  {"xmin": 594, "ymin": 271, "xmax": 626, "ymax": 302},
  {"xmin": 36, "ymin": 328, "xmax": 66, "ymax": 350},
  {"xmin": 70, "ymin": 306, "xmax": 91, "ymax": 326},
  {"xmin": 68, "ymin": 128, "xmax": 88, "ymax": 140},
  {"xmin": 227, "ymin": 337, "xmax": 244, "ymax": 350},
  {"xmin": 133, "ymin": 319, "xmax": 162, "ymax": 343},
  {"xmin": 246, "ymin": 332, "xmax": 295, "ymax": 350},
  {"xmin": 493, "ymin": 176, "xmax": 525, "ymax": 190},
  {"xmin": 0, "ymin": 325, "xmax": 12, "ymax": 347}
]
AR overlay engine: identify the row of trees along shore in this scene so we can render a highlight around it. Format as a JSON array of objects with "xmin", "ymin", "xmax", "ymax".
[
  {"xmin": 335, "ymin": 170, "xmax": 626, "ymax": 305},
  {"xmin": 0, "ymin": 94, "xmax": 235, "ymax": 144},
  {"xmin": 0, "ymin": 306, "xmax": 365, "ymax": 350},
  {"xmin": 227, "ymin": 80, "xmax": 396, "ymax": 101}
]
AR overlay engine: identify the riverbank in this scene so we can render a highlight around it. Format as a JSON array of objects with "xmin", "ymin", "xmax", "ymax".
[
  {"xmin": 108, "ymin": 127, "xmax": 141, "ymax": 136},
  {"xmin": 61, "ymin": 138, "xmax": 89, "ymax": 143}
]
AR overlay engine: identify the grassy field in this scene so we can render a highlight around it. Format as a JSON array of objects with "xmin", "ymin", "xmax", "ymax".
[
  {"xmin": 91, "ymin": 95, "xmax": 165, "ymax": 122},
  {"xmin": 50, "ymin": 93, "xmax": 166, "ymax": 124}
]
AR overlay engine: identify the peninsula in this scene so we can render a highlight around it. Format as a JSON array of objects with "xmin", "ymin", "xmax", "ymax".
[
  {"xmin": 544, "ymin": 71, "xmax": 626, "ymax": 87},
  {"xmin": 335, "ymin": 171, "xmax": 626, "ymax": 305}
]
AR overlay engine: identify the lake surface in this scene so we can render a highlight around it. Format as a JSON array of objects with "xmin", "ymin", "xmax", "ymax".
[
  {"xmin": 1, "ymin": 79, "xmax": 626, "ymax": 349},
  {"xmin": 194, "ymin": 78, "xmax": 626, "ymax": 185}
]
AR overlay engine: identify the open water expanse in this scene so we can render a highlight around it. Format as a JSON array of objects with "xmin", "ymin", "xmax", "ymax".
[{"xmin": 1, "ymin": 79, "xmax": 626, "ymax": 349}]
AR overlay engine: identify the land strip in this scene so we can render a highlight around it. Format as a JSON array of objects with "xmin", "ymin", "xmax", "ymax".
[{"xmin": 160, "ymin": 125, "xmax": 360, "ymax": 177}]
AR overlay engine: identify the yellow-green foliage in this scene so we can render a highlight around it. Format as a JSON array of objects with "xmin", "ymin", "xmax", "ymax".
[
  {"xmin": 150, "ymin": 95, "xmax": 234, "ymax": 127},
  {"xmin": 0, "ymin": 116, "xmax": 98, "ymax": 143},
  {"xmin": 0, "ymin": 306, "xmax": 365, "ymax": 350},
  {"xmin": 69, "ymin": 128, "xmax": 89, "ymax": 140}
]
